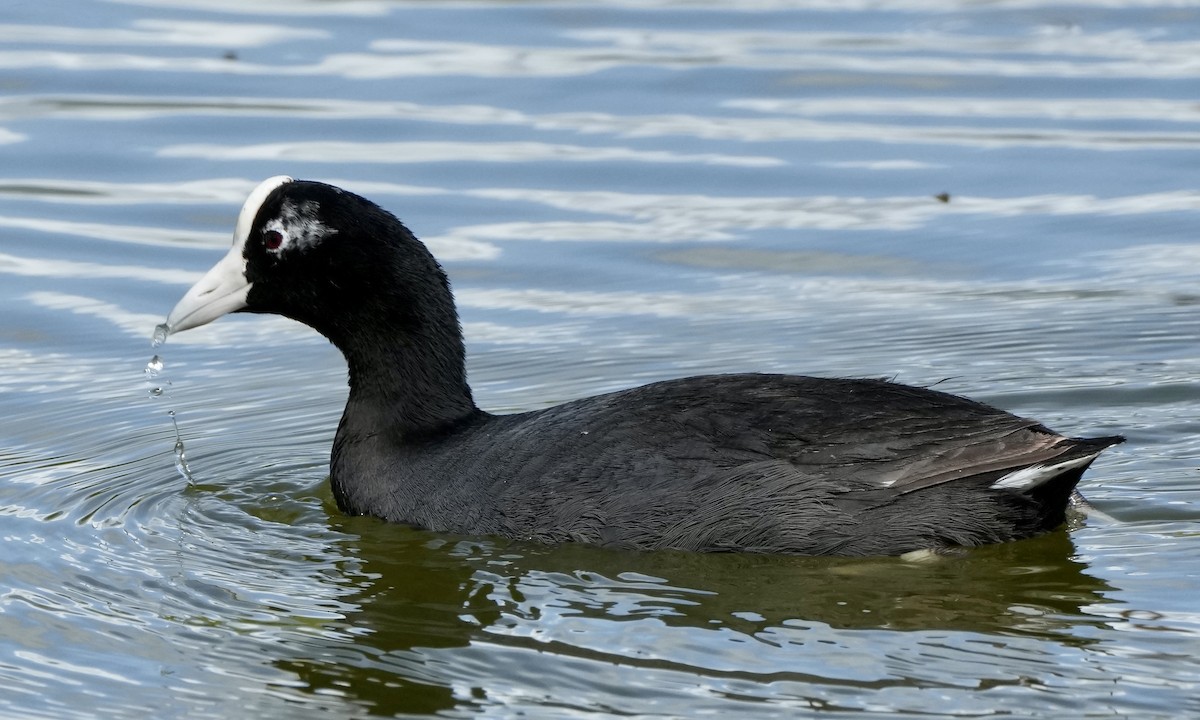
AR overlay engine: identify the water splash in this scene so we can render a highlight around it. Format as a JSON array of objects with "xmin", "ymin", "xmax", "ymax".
[
  {"xmin": 146, "ymin": 326, "xmax": 195, "ymax": 485},
  {"xmin": 167, "ymin": 410, "xmax": 194, "ymax": 484}
]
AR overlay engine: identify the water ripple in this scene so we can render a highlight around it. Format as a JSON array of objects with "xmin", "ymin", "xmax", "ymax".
[
  {"xmin": 2, "ymin": 0, "xmax": 1198, "ymax": 717},
  {"xmin": 157, "ymin": 140, "xmax": 785, "ymax": 167},
  {"xmin": 5, "ymin": 93, "xmax": 1197, "ymax": 151},
  {"xmin": 0, "ymin": 20, "xmax": 326, "ymax": 47}
]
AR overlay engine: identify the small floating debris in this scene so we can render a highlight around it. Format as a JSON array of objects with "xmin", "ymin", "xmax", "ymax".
[{"xmin": 934, "ymin": 192, "xmax": 951, "ymax": 203}]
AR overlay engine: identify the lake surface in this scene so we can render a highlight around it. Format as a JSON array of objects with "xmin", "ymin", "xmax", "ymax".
[{"xmin": 2, "ymin": 0, "xmax": 1199, "ymax": 717}]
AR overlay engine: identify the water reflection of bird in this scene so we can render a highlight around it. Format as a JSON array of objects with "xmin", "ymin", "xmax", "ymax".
[
  {"xmin": 164, "ymin": 176, "xmax": 1123, "ymax": 556},
  {"xmin": 274, "ymin": 521, "xmax": 1112, "ymax": 714}
]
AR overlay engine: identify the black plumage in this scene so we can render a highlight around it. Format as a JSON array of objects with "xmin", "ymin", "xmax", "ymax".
[{"xmin": 166, "ymin": 177, "xmax": 1123, "ymax": 556}]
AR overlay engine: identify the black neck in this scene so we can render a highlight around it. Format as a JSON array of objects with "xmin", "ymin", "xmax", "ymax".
[
  {"xmin": 343, "ymin": 332, "xmax": 475, "ymax": 436},
  {"xmin": 333, "ymin": 288, "xmax": 477, "ymax": 435},
  {"xmin": 283, "ymin": 190, "xmax": 479, "ymax": 437}
]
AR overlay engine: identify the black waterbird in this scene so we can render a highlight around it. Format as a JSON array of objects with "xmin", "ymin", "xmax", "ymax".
[{"xmin": 164, "ymin": 176, "xmax": 1122, "ymax": 556}]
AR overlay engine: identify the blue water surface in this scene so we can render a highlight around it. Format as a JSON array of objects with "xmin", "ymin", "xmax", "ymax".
[{"xmin": 1, "ymin": 0, "xmax": 1198, "ymax": 717}]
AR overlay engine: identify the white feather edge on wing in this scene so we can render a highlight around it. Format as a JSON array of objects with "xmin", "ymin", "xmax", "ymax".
[{"xmin": 989, "ymin": 452, "xmax": 1102, "ymax": 491}]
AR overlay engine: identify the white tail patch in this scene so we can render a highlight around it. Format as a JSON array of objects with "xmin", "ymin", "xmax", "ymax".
[{"xmin": 990, "ymin": 452, "xmax": 1100, "ymax": 491}]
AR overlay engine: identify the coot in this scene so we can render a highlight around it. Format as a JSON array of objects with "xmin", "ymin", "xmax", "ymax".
[{"xmin": 165, "ymin": 176, "xmax": 1122, "ymax": 555}]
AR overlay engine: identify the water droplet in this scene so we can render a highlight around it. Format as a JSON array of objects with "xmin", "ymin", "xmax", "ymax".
[
  {"xmin": 173, "ymin": 436, "xmax": 194, "ymax": 484},
  {"xmin": 144, "ymin": 355, "xmax": 163, "ymax": 380},
  {"xmin": 152, "ymin": 323, "xmax": 170, "ymax": 349},
  {"xmin": 143, "ymin": 349, "xmax": 195, "ymax": 485}
]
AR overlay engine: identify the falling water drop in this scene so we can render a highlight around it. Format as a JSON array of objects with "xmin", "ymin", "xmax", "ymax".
[
  {"xmin": 152, "ymin": 323, "xmax": 170, "ymax": 349},
  {"xmin": 145, "ymin": 355, "xmax": 165, "ymax": 400},
  {"xmin": 145, "ymin": 354, "xmax": 163, "ymax": 379},
  {"xmin": 168, "ymin": 410, "xmax": 195, "ymax": 484},
  {"xmin": 145, "ymin": 330, "xmax": 195, "ymax": 485}
]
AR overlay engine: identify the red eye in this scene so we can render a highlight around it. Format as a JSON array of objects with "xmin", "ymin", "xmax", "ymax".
[{"xmin": 263, "ymin": 229, "xmax": 284, "ymax": 250}]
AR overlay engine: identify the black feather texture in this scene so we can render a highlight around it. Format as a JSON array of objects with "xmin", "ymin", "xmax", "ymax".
[{"xmin": 189, "ymin": 179, "xmax": 1123, "ymax": 556}]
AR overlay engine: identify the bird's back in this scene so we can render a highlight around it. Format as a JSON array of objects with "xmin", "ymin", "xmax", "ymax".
[{"xmin": 333, "ymin": 374, "xmax": 1121, "ymax": 554}]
